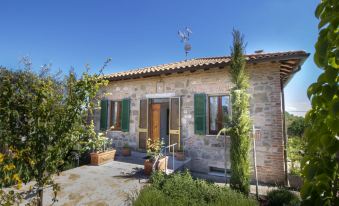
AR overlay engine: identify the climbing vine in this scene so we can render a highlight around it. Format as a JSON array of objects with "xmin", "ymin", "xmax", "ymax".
[{"xmin": 301, "ymin": 0, "xmax": 339, "ymax": 205}]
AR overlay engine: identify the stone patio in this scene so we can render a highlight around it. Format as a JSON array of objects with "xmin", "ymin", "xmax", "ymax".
[
  {"xmin": 15, "ymin": 152, "xmax": 287, "ymax": 205},
  {"xmin": 20, "ymin": 161, "xmax": 147, "ymax": 206}
]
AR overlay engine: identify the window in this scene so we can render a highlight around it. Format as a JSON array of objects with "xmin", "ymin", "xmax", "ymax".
[
  {"xmin": 208, "ymin": 95, "xmax": 230, "ymax": 135},
  {"xmin": 109, "ymin": 101, "xmax": 122, "ymax": 130}
]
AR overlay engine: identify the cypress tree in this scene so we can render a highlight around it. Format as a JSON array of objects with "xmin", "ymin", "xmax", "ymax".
[{"xmin": 228, "ymin": 29, "xmax": 251, "ymax": 195}]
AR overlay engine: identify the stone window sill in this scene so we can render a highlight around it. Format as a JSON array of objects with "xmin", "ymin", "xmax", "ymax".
[
  {"xmin": 205, "ymin": 135, "xmax": 230, "ymax": 138},
  {"xmin": 107, "ymin": 130, "xmax": 122, "ymax": 133}
]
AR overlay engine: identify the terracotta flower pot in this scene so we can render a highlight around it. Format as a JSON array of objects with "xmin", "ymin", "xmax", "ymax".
[
  {"xmin": 175, "ymin": 152, "xmax": 185, "ymax": 161},
  {"xmin": 144, "ymin": 159, "xmax": 154, "ymax": 176},
  {"xmin": 122, "ymin": 147, "xmax": 131, "ymax": 156},
  {"xmin": 90, "ymin": 150, "xmax": 116, "ymax": 166}
]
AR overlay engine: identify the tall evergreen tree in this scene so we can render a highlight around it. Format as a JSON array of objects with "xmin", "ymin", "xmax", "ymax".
[{"xmin": 222, "ymin": 30, "xmax": 251, "ymax": 195}]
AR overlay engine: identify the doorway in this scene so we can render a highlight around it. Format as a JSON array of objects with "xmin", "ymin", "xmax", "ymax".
[
  {"xmin": 149, "ymin": 99, "xmax": 169, "ymax": 146},
  {"xmin": 138, "ymin": 97, "xmax": 180, "ymax": 151}
]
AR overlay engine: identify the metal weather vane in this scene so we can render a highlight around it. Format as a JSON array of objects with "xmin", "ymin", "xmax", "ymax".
[{"xmin": 178, "ymin": 27, "xmax": 192, "ymax": 59}]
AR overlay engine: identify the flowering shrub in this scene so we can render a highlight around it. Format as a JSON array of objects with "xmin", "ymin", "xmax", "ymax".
[{"xmin": 146, "ymin": 138, "xmax": 162, "ymax": 161}]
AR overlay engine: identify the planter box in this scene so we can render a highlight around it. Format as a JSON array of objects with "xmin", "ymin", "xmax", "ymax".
[
  {"xmin": 90, "ymin": 150, "xmax": 116, "ymax": 166},
  {"xmin": 144, "ymin": 157, "xmax": 168, "ymax": 175},
  {"xmin": 288, "ymin": 174, "xmax": 303, "ymax": 189},
  {"xmin": 175, "ymin": 152, "xmax": 185, "ymax": 161},
  {"xmin": 122, "ymin": 148, "xmax": 131, "ymax": 156}
]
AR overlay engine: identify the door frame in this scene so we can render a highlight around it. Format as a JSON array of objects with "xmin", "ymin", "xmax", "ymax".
[
  {"xmin": 138, "ymin": 97, "xmax": 181, "ymax": 151},
  {"xmin": 169, "ymin": 97, "xmax": 181, "ymax": 152},
  {"xmin": 138, "ymin": 99, "xmax": 149, "ymax": 150}
]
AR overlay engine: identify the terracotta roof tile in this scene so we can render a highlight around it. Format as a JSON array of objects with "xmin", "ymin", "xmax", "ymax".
[{"xmin": 104, "ymin": 51, "xmax": 309, "ymax": 84}]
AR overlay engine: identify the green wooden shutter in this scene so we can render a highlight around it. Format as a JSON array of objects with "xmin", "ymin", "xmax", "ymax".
[
  {"xmin": 100, "ymin": 100, "xmax": 108, "ymax": 131},
  {"xmin": 194, "ymin": 93, "xmax": 206, "ymax": 135},
  {"xmin": 121, "ymin": 98, "xmax": 130, "ymax": 132}
]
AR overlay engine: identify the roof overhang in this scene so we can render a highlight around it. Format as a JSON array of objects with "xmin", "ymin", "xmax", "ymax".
[{"xmin": 104, "ymin": 51, "xmax": 309, "ymax": 86}]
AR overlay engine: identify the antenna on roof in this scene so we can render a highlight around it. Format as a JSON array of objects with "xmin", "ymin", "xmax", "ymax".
[{"xmin": 178, "ymin": 27, "xmax": 192, "ymax": 60}]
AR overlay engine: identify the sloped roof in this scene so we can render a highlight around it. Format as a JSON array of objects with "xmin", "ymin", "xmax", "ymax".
[{"xmin": 104, "ymin": 51, "xmax": 309, "ymax": 85}]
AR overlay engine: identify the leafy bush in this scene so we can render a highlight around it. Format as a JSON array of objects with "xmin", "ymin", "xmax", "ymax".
[
  {"xmin": 267, "ymin": 189, "xmax": 300, "ymax": 206},
  {"xmin": 300, "ymin": 0, "xmax": 339, "ymax": 205},
  {"xmin": 285, "ymin": 112, "xmax": 305, "ymax": 137},
  {"xmin": 287, "ymin": 137, "xmax": 304, "ymax": 176},
  {"xmin": 133, "ymin": 171, "xmax": 258, "ymax": 206},
  {"xmin": 133, "ymin": 186, "xmax": 168, "ymax": 206}
]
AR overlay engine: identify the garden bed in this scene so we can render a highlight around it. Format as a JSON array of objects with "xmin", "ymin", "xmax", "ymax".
[{"xmin": 130, "ymin": 171, "xmax": 258, "ymax": 206}]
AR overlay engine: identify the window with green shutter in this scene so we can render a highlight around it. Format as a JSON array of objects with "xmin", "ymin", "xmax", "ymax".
[
  {"xmin": 109, "ymin": 101, "xmax": 122, "ymax": 130},
  {"xmin": 194, "ymin": 93, "xmax": 206, "ymax": 135},
  {"xmin": 208, "ymin": 95, "xmax": 230, "ymax": 135},
  {"xmin": 120, "ymin": 98, "xmax": 130, "ymax": 132},
  {"xmin": 100, "ymin": 100, "xmax": 108, "ymax": 131}
]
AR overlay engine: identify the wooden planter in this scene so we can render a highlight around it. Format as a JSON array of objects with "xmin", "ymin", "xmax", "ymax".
[
  {"xmin": 175, "ymin": 152, "xmax": 185, "ymax": 161},
  {"xmin": 122, "ymin": 148, "xmax": 131, "ymax": 156},
  {"xmin": 90, "ymin": 150, "xmax": 116, "ymax": 166},
  {"xmin": 144, "ymin": 157, "xmax": 168, "ymax": 175}
]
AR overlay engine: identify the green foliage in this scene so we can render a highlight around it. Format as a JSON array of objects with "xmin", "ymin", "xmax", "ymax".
[
  {"xmin": 267, "ymin": 189, "xmax": 300, "ymax": 206},
  {"xmin": 219, "ymin": 29, "xmax": 251, "ymax": 195},
  {"xmin": 88, "ymin": 131, "xmax": 112, "ymax": 153},
  {"xmin": 301, "ymin": 1, "xmax": 339, "ymax": 205},
  {"xmin": 0, "ymin": 64, "xmax": 108, "ymax": 204},
  {"xmin": 146, "ymin": 138, "xmax": 162, "ymax": 161},
  {"xmin": 132, "ymin": 186, "xmax": 168, "ymax": 206},
  {"xmin": 132, "ymin": 171, "xmax": 258, "ymax": 206},
  {"xmin": 288, "ymin": 137, "xmax": 304, "ymax": 176},
  {"xmin": 285, "ymin": 112, "xmax": 306, "ymax": 137},
  {"xmin": 0, "ymin": 190, "xmax": 23, "ymax": 206}
]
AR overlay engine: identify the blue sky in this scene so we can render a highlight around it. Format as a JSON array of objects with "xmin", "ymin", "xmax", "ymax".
[{"xmin": 0, "ymin": 0, "xmax": 320, "ymax": 116}]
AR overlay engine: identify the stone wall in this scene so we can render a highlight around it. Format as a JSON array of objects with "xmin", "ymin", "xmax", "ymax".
[{"xmin": 94, "ymin": 62, "xmax": 286, "ymax": 184}]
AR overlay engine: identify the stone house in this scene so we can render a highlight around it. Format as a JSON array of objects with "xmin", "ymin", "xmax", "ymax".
[{"xmin": 94, "ymin": 51, "xmax": 309, "ymax": 184}]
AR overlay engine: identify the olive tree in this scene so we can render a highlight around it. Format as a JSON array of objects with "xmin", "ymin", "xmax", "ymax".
[{"xmin": 0, "ymin": 62, "xmax": 108, "ymax": 205}]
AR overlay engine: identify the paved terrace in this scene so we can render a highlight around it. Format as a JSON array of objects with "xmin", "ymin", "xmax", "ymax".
[
  {"xmin": 16, "ymin": 151, "xmax": 281, "ymax": 206},
  {"xmin": 20, "ymin": 160, "xmax": 147, "ymax": 206}
]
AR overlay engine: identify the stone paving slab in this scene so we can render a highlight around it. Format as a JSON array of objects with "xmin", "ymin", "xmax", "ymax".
[
  {"xmin": 19, "ymin": 161, "xmax": 147, "ymax": 206},
  {"xmin": 14, "ymin": 157, "xmax": 296, "ymax": 205}
]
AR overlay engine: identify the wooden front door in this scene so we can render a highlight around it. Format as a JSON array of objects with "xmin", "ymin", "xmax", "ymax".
[{"xmin": 150, "ymin": 104, "xmax": 161, "ymax": 142}]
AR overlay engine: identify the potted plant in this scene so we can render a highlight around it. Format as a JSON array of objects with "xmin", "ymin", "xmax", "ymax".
[
  {"xmin": 144, "ymin": 138, "xmax": 167, "ymax": 175},
  {"xmin": 89, "ymin": 132, "xmax": 116, "ymax": 166},
  {"xmin": 122, "ymin": 143, "xmax": 131, "ymax": 156},
  {"xmin": 175, "ymin": 146, "xmax": 185, "ymax": 161}
]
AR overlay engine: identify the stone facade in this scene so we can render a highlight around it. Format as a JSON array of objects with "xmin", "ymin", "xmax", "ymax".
[{"xmin": 94, "ymin": 62, "xmax": 286, "ymax": 185}]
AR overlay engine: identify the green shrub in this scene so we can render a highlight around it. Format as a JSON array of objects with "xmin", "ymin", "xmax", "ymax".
[
  {"xmin": 287, "ymin": 137, "xmax": 304, "ymax": 176},
  {"xmin": 267, "ymin": 189, "xmax": 300, "ymax": 206},
  {"xmin": 134, "ymin": 171, "xmax": 258, "ymax": 206},
  {"xmin": 132, "ymin": 186, "xmax": 169, "ymax": 206}
]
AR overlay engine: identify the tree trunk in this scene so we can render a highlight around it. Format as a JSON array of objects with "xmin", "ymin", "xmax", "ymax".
[
  {"xmin": 224, "ymin": 134, "xmax": 227, "ymax": 184},
  {"xmin": 38, "ymin": 187, "xmax": 43, "ymax": 206}
]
